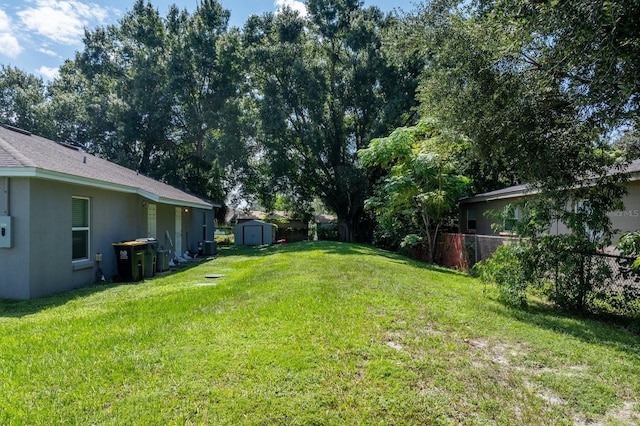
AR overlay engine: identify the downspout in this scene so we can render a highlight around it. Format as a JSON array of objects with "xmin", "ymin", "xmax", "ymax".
[{"xmin": 2, "ymin": 177, "xmax": 9, "ymax": 215}]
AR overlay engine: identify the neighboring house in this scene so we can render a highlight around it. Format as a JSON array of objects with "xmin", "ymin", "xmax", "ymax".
[
  {"xmin": 0, "ymin": 124, "xmax": 219, "ymax": 300},
  {"xmin": 447, "ymin": 159, "xmax": 640, "ymax": 268},
  {"xmin": 234, "ymin": 220, "xmax": 276, "ymax": 246}
]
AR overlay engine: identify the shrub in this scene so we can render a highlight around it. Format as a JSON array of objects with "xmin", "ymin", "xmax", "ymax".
[
  {"xmin": 317, "ymin": 223, "xmax": 339, "ymax": 241},
  {"xmin": 475, "ymin": 243, "xmax": 530, "ymax": 307},
  {"xmin": 215, "ymin": 234, "xmax": 234, "ymax": 246}
]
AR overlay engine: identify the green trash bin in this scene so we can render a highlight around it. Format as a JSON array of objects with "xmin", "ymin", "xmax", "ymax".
[
  {"xmin": 136, "ymin": 238, "xmax": 157, "ymax": 278},
  {"xmin": 112, "ymin": 241, "xmax": 146, "ymax": 282}
]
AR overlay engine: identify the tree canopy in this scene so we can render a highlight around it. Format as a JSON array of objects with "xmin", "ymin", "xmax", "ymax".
[
  {"xmin": 242, "ymin": 0, "xmax": 420, "ymax": 241},
  {"xmin": 359, "ymin": 119, "xmax": 471, "ymax": 260},
  {"xmin": 1, "ymin": 0, "xmax": 638, "ymax": 248}
]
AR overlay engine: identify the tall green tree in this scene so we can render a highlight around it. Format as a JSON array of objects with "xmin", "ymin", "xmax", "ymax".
[
  {"xmin": 480, "ymin": 0, "xmax": 640, "ymax": 131},
  {"xmin": 244, "ymin": 0, "xmax": 419, "ymax": 241},
  {"xmin": 400, "ymin": 0, "xmax": 639, "ymax": 191},
  {"xmin": 45, "ymin": 60, "xmax": 92, "ymax": 145},
  {"xmin": 360, "ymin": 119, "xmax": 471, "ymax": 261},
  {"xmin": 0, "ymin": 66, "xmax": 50, "ymax": 136},
  {"xmin": 47, "ymin": 0, "xmax": 245, "ymax": 204},
  {"xmin": 165, "ymin": 0, "xmax": 247, "ymax": 202},
  {"xmin": 64, "ymin": 0, "xmax": 173, "ymax": 177}
]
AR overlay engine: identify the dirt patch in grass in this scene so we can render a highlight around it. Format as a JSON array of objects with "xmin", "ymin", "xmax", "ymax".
[{"xmin": 575, "ymin": 401, "xmax": 640, "ymax": 426}]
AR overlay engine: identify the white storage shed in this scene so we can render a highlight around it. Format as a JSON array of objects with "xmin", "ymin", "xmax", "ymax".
[{"xmin": 234, "ymin": 220, "xmax": 276, "ymax": 246}]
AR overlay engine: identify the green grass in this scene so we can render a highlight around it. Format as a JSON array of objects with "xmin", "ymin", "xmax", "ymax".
[{"xmin": 1, "ymin": 241, "xmax": 639, "ymax": 425}]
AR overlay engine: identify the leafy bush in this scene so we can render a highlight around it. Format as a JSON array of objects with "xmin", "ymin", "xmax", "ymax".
[
  {"xmin": 317, "ymin": 223, "xmax": 339, "ymax": 241},
  {"xmin": 215, "ymin": 234, "xmax": 234, "ymax": 246},
  {"xmin": 617, "ymin": 230, "xmax": 640, "ymax": 271},
  {"xmin": 475, "ymin": 243, "xmax": 530, "ymax": 307}
]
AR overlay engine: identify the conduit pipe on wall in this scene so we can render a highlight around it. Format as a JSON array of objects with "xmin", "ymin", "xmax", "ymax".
[{"xmin": 2, "ymin": 177, "xmax": 8, "ymax": 216}]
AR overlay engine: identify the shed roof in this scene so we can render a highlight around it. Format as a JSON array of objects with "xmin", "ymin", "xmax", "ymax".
[
  {"xmin": 0, "ymin": 124, "xmax": 217, "ymax": 209},
  {"xmin": 234, "ymin": 219, "xmax": 276, "ymax": 228}
]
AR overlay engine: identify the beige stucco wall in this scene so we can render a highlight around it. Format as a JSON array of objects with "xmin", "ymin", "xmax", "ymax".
[
  {"xmin": 459, "ymin": 196, "xmax": 527, "ymax": 236},
  {"xmin": 460, "ymin": 181, "xmax": 640, "ymax": 245}
]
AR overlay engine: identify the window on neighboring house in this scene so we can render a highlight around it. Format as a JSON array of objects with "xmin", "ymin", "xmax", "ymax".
[
  {"xmin": 502, "ymin": 206, "xmax": 521, "ymax": 234},
  {"xmin": 72, "ymin": 197, "xmax": 90, "ymax": 261},
  {"xmin": 574, "ymin": 199, "xmax": 602, "ymax": 241},
  {"xmin": 467, "ymin": 209, "xmax": 477, "ymax": 232}
]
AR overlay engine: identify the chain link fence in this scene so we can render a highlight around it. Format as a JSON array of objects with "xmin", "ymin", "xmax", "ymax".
[
  {"xmin": 578, "ymin": 252, "xmax": 640, "ymax": 298},
  {"xmin": 439, "ymin": 233, "xmax": 640, "ymax": 314}
]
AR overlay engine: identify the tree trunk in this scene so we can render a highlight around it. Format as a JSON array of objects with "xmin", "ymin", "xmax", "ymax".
[{"xmin": 337, "ymin": 216, "xmax": 354, "ymax": 243}]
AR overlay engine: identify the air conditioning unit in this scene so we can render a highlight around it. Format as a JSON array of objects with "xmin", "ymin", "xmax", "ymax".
[{"xmin": 199, "ymin": 240, "xmax": 217, "ymax": 256}]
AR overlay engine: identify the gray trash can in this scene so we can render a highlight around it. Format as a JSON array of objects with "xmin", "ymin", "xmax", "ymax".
[
  {"xmin": 135, "ymin": 238, "xmax": 158, "ymax": 278},
  {"xmin": 156, "ymin": 249, "xmax": 170, "ymax": 272}
]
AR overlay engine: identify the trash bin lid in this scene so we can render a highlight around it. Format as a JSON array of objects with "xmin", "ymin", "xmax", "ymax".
[
  {"xmin": 135, "ymin": 238, "xmax": 158, "ymax": 244},
  {"xmin": 113, "ymin": 240, "xmax": 147, "ymax": 247}
]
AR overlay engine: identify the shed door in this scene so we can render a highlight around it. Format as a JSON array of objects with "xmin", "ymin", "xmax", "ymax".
[
  {"xmin": 244, "ymin": 225, "xmax": 263, "ymax": 245},
  {"xmin": 175, "ymin": 207, "xmax": 182, "ymax": 255}
]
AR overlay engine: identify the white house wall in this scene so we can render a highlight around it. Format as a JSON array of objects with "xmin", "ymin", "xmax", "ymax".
[{"xmin": 609, "ymin": 181, "xmax": 640, "ymax": 243}]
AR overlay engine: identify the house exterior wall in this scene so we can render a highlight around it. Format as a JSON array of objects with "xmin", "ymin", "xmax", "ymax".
[
  {"xmin": 459, "ymin": 196, "xmax": 527, "ymax": 236},
  {"xmin": 27, "ymin": 179, "xmax": 141, "ymax": 299},
  {"xmin": 0, "ymin": 177, "xmax": 31, "ymax": 300},
  {"xmin": 186, "ymin": 208, "xmax": 215, "ymax": 252},
  {"xmin": 459, "ymin": 181, "xmax": 640, "ymax": 244},
  {"xmin": 608, "ymin": 181, "xmax": 640, "ymax": 243},
  {"xmin": 0, "ymin": 177, "xmax": 214, "ymax": 300}
]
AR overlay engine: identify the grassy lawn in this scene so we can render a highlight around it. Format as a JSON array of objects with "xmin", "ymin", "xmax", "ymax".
[{"xmin": 1, "ymin": 241, "xmax": 639, "ymax": 425}]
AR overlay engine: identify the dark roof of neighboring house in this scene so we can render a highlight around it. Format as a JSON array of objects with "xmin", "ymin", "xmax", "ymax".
[
  {"xmin": 459, "ymin": 184, "xmax": 532, "ymax": 204},
  {"xmin": 0, "ymin": 124, "xmax": 217, "ymax": 209},
  {"xmin": 461, "ymin": 159, "xmax": 640, "ymax": 205},
  {"xmin": 315, "ymin": 213, "xmax": 338, "ymax": 224}
]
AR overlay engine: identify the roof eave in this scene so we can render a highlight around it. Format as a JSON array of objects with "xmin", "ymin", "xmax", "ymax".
[
  {"xmin": 0, "ymin": 168, "xmax": 215, "ymax": 209},
  {"xmin": 460, "ymin": 187, "xmax": 536, "ymax": 204}
]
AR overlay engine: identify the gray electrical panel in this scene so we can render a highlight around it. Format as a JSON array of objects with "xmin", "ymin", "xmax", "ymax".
[{"xmin": 0, "ymin": 216, "xmax": 13, "ymax": 248}]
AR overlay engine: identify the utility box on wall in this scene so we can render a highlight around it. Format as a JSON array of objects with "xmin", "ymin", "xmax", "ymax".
[{"xmin": 0, "ymin": 216, "xmax": 13, "ymax": 248}]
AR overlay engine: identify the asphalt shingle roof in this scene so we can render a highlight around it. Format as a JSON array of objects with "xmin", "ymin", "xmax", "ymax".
[
  {"xmin": 0, "ymin": 124, "xmax": 214, "ymax": 209},
  {"xmin": 461, "ymin": 159, "xmax": 640, "ymax": 204}
]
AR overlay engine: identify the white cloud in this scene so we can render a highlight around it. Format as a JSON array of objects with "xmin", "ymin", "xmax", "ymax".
[
  {"xmin": 0, "ymin": 33, "xmax": 22, "ymax": 57},
  {"xmin": 0, "ymin": 9, "xmax": 10, "ymax": 32},
  {"xmin": 37, "ymin": 65, "xmax": 60, "ymax": 80},
  {"xmin": 37, "ymin": 47, "xmax": 60, "ymax": 58},
  {"xmin": 0, "ymin": 9, "xmax": 22, "ymax": 57},
  {"xmin": 18, "ymin": 0, "xmax": 110, "ymax": 45},
  {"xmin": 274, "ymin": 0, "xmax": 308, "ymax": 17}
]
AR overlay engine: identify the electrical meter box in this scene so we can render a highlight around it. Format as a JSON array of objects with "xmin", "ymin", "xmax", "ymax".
[{"xmin": 0, "ymin": 216, "xmax": 13, "ymax": 248}]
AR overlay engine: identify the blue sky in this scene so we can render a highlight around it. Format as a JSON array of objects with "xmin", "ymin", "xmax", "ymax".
[{"xmin": 0, "ymin": 0, "xmax": 418, "ymax": 82}]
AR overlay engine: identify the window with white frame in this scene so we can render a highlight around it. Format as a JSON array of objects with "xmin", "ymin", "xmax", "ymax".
[
  {"xmin": 72, "ymin": 197, "xmax": 90, "ymax": 261},
  {"xmin": 503, "ymin": 206, "xmax": 521, "ymax": 233}
]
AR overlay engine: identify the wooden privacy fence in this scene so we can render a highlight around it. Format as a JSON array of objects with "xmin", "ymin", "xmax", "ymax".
[{"xmin": 437, "ymin": 233, "xmax": 518, "ymax": 271}]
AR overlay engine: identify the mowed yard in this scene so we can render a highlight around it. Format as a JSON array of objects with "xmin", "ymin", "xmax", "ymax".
[{"xmin": 1, "ymin": 242, "xmax": 639, "ymax": 425}]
